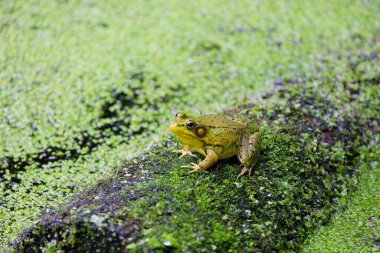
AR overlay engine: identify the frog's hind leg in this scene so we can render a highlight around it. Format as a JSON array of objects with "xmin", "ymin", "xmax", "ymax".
[{"xmin": 237, "ymin": 132, "xmax": 261, "ymax": 179}]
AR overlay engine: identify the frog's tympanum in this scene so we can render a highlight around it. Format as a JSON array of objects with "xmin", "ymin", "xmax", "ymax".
[{"xmin": 169, "ymin": 112, "xmax": 260, "ymax": 179}]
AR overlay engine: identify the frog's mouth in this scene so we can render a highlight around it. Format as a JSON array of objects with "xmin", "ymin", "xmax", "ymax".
[
  {"xmin": 169, "ymin": 122, "xmax": 180, "ymax": 132},
  {"xmin": 169, "ymin": 123, "xmax": 195, "ymax": 138}
]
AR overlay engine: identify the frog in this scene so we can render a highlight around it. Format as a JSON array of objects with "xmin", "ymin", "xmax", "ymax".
[{"xmin": 169, "ymin": 112, "xmax": 260, "ymax": 179}]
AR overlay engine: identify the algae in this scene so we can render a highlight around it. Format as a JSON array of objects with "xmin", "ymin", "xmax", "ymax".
[{"xmin": 1, "ymin": 0, "xmax": 379, "ymax": 251}]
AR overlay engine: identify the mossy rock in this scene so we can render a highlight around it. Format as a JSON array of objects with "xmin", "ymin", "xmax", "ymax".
[{"xmin": 10, "ymin": 79, "xmax": 378, "ymax": 252}]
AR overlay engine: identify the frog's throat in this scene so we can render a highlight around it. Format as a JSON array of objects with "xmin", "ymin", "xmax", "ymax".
[
  {"xmin": 175, "ymin": 132, "xmax": 197, "ymax": 140},
  {"xmin": 176, "ymin": 133, "xmax": 205, "ymax": 148}
]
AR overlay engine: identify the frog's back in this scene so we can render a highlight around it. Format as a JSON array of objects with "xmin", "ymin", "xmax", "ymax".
[
  {"xmin": 197, "ymin": 114, "xmax": 246, "ymax": 129},
  {"xmin": 198, "ymin": 114, "xmax": 247, "ymax": 152}
]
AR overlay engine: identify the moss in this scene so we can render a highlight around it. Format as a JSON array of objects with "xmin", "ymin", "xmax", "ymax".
[{"xmin": 10, "ymin": 75, "xmax": 379, "ymax": 251}]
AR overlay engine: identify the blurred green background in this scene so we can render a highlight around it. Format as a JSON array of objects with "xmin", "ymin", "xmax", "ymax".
[{"xmin": 1, "ymin": 0, "xmax": 379, "ymax": 250}]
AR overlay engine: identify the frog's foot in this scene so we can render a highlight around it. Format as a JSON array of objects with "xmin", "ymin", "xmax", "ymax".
[
  {"xmin": 181, "ymin": 163, "xmax": 203, "ymax": 173},
  {"xmin": 237, "ymin": 167, "xmax": 252, "ymax": 179},
  {"xmin": 172, "ymin": 149, "xmax": 196, "ymax": 158}
]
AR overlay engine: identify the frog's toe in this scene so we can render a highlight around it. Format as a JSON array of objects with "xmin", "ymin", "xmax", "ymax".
[
  {"xmin": 181, "ymin": 162, "xmax": 198, "ymax": 168},
  {"xmin": 182, "ymin": 163, "xmax": 203, "ymax": 173},
  {"xmin": 237, "ymin": 167, "xmax": 252, "ymax": 179},
  {"xmin": 173, "ymin": 149, "xmax": 196, "ymax": 158},
  {"xmin": 188, "ymin": 166, "xmax": 203, "ymax": 174},
  {"xmin": 179, "ymin": 151, "xmax": 196, "ymax": 159}
]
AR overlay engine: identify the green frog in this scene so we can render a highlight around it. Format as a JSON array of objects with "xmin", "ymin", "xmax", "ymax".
[{"xmin": 169, "ymin": 112, "xmax": 260, "ymax": 179}]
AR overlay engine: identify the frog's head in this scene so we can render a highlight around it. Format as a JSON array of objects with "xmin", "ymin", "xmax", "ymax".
[{"xmin": 169, "ymin": 112, "xmax": 208, "ymax": 139}]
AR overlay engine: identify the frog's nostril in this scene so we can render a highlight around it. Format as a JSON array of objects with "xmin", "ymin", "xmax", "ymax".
[{"xmin": 169, "ymin": 123, "xmax": 178, "ymax": 131}]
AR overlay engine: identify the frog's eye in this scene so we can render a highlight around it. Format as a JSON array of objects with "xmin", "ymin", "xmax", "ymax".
[
  {"xmin": 175, "ymin": 112, "xmax": 186, "ymax": 119},
  {"xmin": 186, "ymin": 120, "xmax": 195, "ymax": 129}
]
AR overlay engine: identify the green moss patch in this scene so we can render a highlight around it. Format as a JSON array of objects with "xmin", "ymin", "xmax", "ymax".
[{"xmin": 11, "ymin": 77, "xmax": 379, "ymax": 251}]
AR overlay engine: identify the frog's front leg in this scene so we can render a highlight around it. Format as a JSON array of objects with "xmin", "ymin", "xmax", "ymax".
[
  {"xmin": 183, "ymin": 149, "xmax": 219, "ymax": 173},
  {"xmin": 237, "ymin": 132, "xmax": 261, "ymax": 179},
  {"xmin": 172, "ymin": 145, "xmax": 196, "ymax": 158}
]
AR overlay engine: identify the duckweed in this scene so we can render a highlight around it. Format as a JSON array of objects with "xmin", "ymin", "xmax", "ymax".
[{"xmin": 1, "ymin": 0, "xmax": 379, "ymax": 251}]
